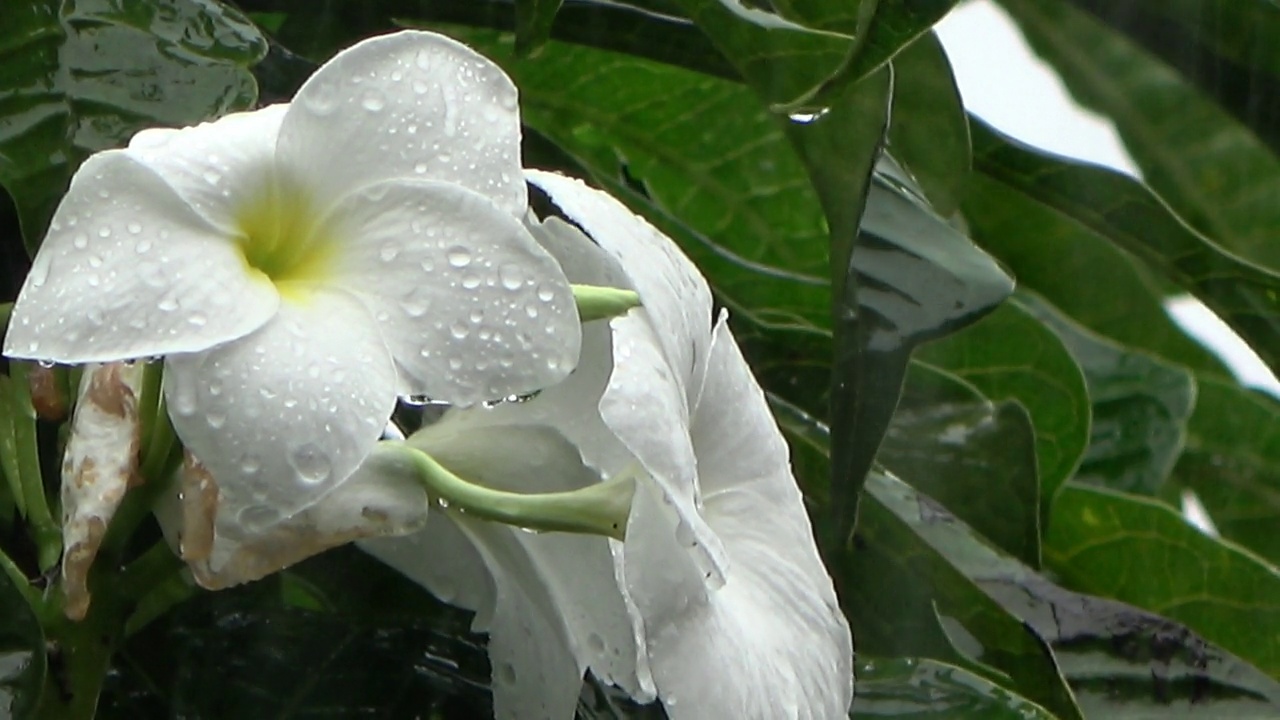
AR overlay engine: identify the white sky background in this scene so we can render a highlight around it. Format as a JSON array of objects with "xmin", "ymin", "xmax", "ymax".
[{"xmin": 934, "ymin": 0, "xmax": 1280, "ymax": 399}]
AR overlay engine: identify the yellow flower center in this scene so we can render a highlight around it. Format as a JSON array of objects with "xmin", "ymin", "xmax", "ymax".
[{"xmin": 235, "ymin": 176, "xmax": 337, "ymax": 301}]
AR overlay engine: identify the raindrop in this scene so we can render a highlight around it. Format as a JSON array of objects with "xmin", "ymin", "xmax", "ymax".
[
  {"xmin": 158, "ymin": 296, "xmax": 179, "ymax": 312},
  {"xmin": 461, "ymin": 274, "xmax": 481, "ymax": 290},
  {"xmin": 787, "ymin": 108, "xmax": 830, "ymax": 124},
  {"xmin": 379, "ymin": 243, "xmax": 400, "ymax": 262},
  {"xmin": 449, "ymin": 322, "xmax": 469, "ymax": 340},
  {"xmin": 524, "ymin": 305, "xmax": 539, "ymax": 319},
  {"xmin": 135, "ymin": 239, "xmax": 152, "ymax": 253},
  {"xmin": 361, "ymin": 92, "xmax": 386, "ymax": 112},
  {"xmin": 411, "ymin": 79, "xmax": 429, "ymax": 95},
  {"xmin": 240, "ymin": 455, "xmax": 261, "ymax": 474},
  {"xmin": 208, "ymin": 380, "xmax": 223, "ymax": 396},
  {"xmin": 536, "ymin": 285, "xmax": 555, "ymax": 303},
  {"xmin": 498, "ymin": 264, "xmax": 523, "ymax": 290},
  {"xmin": 413, "ymin": 162, "xmax": 428, "ymax": 174},
  {"xmin": 202, "ymin": 170, "xmax": 221, "ymax": 185},
  {"xmin": 447, "ymin": 357, "xmax": 463, "ymax": 371},
  {"xmin": 188, "ymin": 313, "xmax": 207, "ymax": 327},
  {"xmin": 126, "ymin": 222, "xmax": 142, "ymax": 234},
  {"xmin": 289, "ymin": 443, "xmax": 333, "ymax": 485},
  {"xmin": 207, "ymin": 412, "xmax": 226, "ymax": 429},
  {"xmin": 73, "ymin": 234, "xmax": 88, "ymax": 249},
  {"xmin": 302, "ymin": 81, "xmax": 340, "ymax": 115},
  {"xmin": 498, "ymin": 663, "xmax": 517, "ymax": 685},
  {"xmin": 414, "ymin": 49, "xmax": 432, "ymax": 71},
  {"xmin": 446, "ymin": 246, "xmax": 472, "ymax": 268},
  {"xmin": 36, "ymin": 360, "xmax": 55, "ymax": 369},
  {"xmin": 97, "ymin": 226, "xmax": 111, "ymax": 238},
  {"xmin": 237, "ymin": 504, "xmax": 280, "ymax": 531}
]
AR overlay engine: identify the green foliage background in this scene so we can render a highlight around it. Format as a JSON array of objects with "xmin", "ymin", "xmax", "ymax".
[{"xmin": 3, "ymin": 0, "xmax": 1280, "ymax": 717}]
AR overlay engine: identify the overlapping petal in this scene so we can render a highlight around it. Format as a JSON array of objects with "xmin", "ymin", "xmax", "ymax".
[
  {"xmin": 362, "ymin": 424, "xmax": 647, "ymax": 720},
  {"xmin": 4, "ymin": 152, "xmax": 279, "ymax": 363},
  {"xmin": 124, "ymin": 104, "xmax": 287, "ymax": 236},
  {"xmin": 163, "ymin": 290, "xmax": 397, "ymax": 531},
  {"xmin": 323, "ymin": 179, "xmax": 579, "ymax": 405},
  {"xmin": 278, "ymin": 31, "xmax": 527, "ymax": 218}
]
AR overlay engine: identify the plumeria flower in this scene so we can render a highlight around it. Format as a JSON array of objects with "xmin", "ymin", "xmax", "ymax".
[
  {"xmin": 3, "ymin": 31, "xmax": 581, "ymax": 552},
  {"xmin": 363, "ymin": 172, "xmax": 853, "ymax": 719}
]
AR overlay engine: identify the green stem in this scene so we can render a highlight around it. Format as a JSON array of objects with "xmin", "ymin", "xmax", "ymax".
[
  {"xmin": 0, "ymin": 546, "xmax": 39, "ymax": 611},
  {"xmin": 135, "ymin": 361, "xmax": 163, "ymax": 457},
  {"xmin": 383, "ymin": 442, "xmax": 634, "ymax": 540},
  {"xmin": 10, "ymin": 362, "xmax": 61, "ymax": 571},
  {"xmin": 572, "ymin": 284, "xmax": 642, "ymax": 323},
  {"xmin": 0, "ymin": 375, "xmax": 26, "ymax": 517}
]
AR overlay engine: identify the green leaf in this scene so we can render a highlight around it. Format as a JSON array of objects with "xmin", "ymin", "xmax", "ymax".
[
  {"xmin": 971, "ymin": 119, "xmax": 1280, "ymax": 382},
  {"xmin": 0, "ymin": 559, "xmax": 43, "ymax": 718},
  {"xmin": 916, "ymin": 299, "xmax": 1090, "ymax": 520},
  {"xmin": 998, "ymin": 0, "xmax": 1280, "ymax": 273},
  {"xmin": 1020, "ymin": 293, "xmax": 1197, "ymax": 497},
  {"xmin": 1046, "ymin": 483, "xmax": 1280, "ymax": 680},
  {"xmin": 514, "ymin": 0, "xmax": 563, "ymax": 56},
  {"xmin": 886, "ymin": 30, "xmax": 969, "ymax": 216},
  {"xmin": 851, "ymin": 657, "xmax": 1057, "ymax": 719},
  {"xmin": 0, "ymin": 0, "xmax": 265, "ymax": 253},
  {"xmin": 1171, "ymin": 376, "xmax": 1280, "ymax": 567},
  {"xmin": 855, "ymin": 471, "xmax": 1085, "ymax": 720},
  {"xmin": 961, "ymin": 168, "xmax": 1229, "ymax": 376},
  {"xmin": 881, "ymin": 362, "xmax": 1040, "ymax": 567},
  {"xmin": 668, "ymin": 0, "xmax": 852, "ymax": 106},
  {"xmin": 1061, "ymin": 0, "xmax": 1280, "ymax": 159}
]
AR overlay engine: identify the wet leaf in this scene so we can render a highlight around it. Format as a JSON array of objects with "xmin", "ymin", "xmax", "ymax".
[
  {"xmin": 916, "ymin": 299, "xmax": 1089, "ymax": 521},
  {"xmin": 852, "ymin": 657, "xmax": 1057, "ymax": 719},
  {"xmin": 1020, "ymin": 294, "xmax": 1196, "ymax": 497},
  {"xmin": 1047, "ymin": 483, "xmax": 1280, "ymax": 679},
  {"xmin": 0, "ymin": 0, "xmax": 265, "ymax": 253},
  {"xmin": 881, "ymin": 362, "xmax": 1040, "ymax": 567}
]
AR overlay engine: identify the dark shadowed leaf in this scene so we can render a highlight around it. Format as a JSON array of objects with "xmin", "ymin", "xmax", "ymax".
[
  {"xmin": 0, "ymin": 0, "xmax": 265, "ymax": 253},
  {"xmin": 880, "ymin": 361, "xmax": 1040, "ymax": 566},
  {"xmin": 1020, "ymin": 293, "xmax": 1196, "ymax": 497},
  {"xmin": 1047, "ymin": 483, "xmax": 1280, "ymax": 679},
  {"xmin": 0, "ymin": 561, "xmax": 43, "ymax": 718},
  {"xmin": 515, "ymin": 0, "xmax": 564, "ymax": 56}
]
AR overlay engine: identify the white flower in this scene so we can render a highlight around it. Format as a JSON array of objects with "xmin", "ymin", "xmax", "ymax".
[
  {"xmin": 363, "ymin": 172, "xmax": 852, "ymax": 719},
  {"xmin": 4, "ymin": 31, "xmax": 582, "ymax": 544}
]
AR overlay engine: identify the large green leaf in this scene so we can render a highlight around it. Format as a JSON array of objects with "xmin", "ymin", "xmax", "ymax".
[
  {"xmin": 0, "ymin": 0, "xmax": 265, "ymax": 253},
  {"xmin": 1063, "ymin": 0, "xmax": 1280, "ymax": 159},
  {"xmin": 885, "ymin": 30, "xmax": 969, "ymax": 217},
  {"xmin": 961, "ymin": 170, "xmax": 1228, "ymax": 376},
  {"xmin": 916, "ymin": 299, "xmax": 1090, "ymax": 519},
  {"xmin": 0, "ymin": 561, "xmax": 43, "ymax": 718},
  {"xmin": 999, "ymin": 0, "xmax": 1280, "ymax": 273},
  {"xmin": 514, "ymin": 0, "xmax": 563, "ymax": 56},
  {"xmin": 880, "ymin": 362, "xmax": 1040, "ymax": 567},
  {"xmin": 854, "ymin": 472, "xmax": 1084, "ymax": 720},
  {"xmin": 971, "ymin": 119, "xmax": 1280, "ymax": 381},
  {"xmin": 1020, "ymin": 294, "xmax": 1196, "ymax": 497},
  {"xmin": 851, "ymin": 657, "xmax": 1057, "ymax": 719},
  {"xmin": 1047, "ymin": 484, "xmax": 1280, "ymax": 680},
  {"xmin": 863, "ymin": 468, "xmax": 1280, "ymax": 719},
  {"xmin": 1171, "ymin": 376, "xmax": 1280, "ymax": 568}
]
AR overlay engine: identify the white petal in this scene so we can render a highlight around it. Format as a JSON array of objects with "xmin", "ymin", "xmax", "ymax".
[
  {"xmin": 322, "ymin": 180, "xmax": 579, "ymax": 405},
  {"xmin": 125, "ymin": 105, "xmax": 287, "ymax": 235},
  {"xmin": 5, "ymin": 152, "xmax": 278, "ymax": 363},
  {"xmin": 649, "ymin": 319, "xmax": 852, "ymax": 719},
  {"xmin": 603, "ymin": 315, "xmax": 728, "ymax": 586},
  {"xmin": 159, "ymin": 448, "xmax": 430, "ymax": 589},
  {"xmin": 163, "ymin": 290, "xmax": 397, "ymax": 533},
  {"xmin": 363, "ymin": 424, "xmax": 649, "ymax": 718},
  {"xmin": 278, "ymin": 31, "xmax": 526, "ymax": 217},
  {"xmin": 526, "ymin": 170, "xmax": 713, "ymax": 404}
]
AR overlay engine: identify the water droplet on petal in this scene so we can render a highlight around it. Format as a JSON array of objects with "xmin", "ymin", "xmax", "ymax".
[
  {"xmin": 289, "ymin": 443, "xmax": 332, "ymax": 485},
  {"xmin": 536, "ymin": 285, "xmax": 555, "ymax": 303},
  {"xmin": 240, "ymin": 455, "xmax": 261, "ymax": 474},
  {"xmin": 447, "ymin": 357, "xmax": 463, "ymax": 371},
  {"xmin": 187, "ymin": 313, "xmax": 207, "ymax": 327},
  {"xmin": 498, "ymin": 264, "xmax": 523, "ymax": 290},
  {"xmin": 135, "ymin": 239, "xmax": 152, "ymax": 253},
  {"xmin": 206, "ymin": 412, "xmax": 226, "ymax": 429},
  {"xmin": 446, "ymin": 246, "xmax": 471, "ymax": 268},
  {"xmin": 73, "ymin": 234, "xmax": 88, "ymax": 249},
  {"xmin": 498, "ymin": 663, "xmax": 516, "ymax": 685},
  {"xmin": 202, "ymin": 170, "xmax": 221, "ymax": 185},
  {"xmin": 461, "ymin": 274, "xmax": 481, "ymax": 290},
  {"xmin": 361, "ymin": 92, "xmax": 386, "ymax": 112},
  {"xmin": 158, "ymin": 296, "xmax": 179, "ymax": 312},
  {"xmin": 97, "ymin": 226, "xmax": 111, "ymax": 238},
  {"xmin": 379, "ymin": 243, "xmax": 400, "ymax": 262},
  {"xmin": 238, "ymin": 504, "xmax": 280, "ymax": 531},
  {"xmin": 449, "ymin": 322, "xmax": 469, "ymax": 340},
  {"xmin": 126, "ymin": 222, "xmax": 142, "ymax": 234}
]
